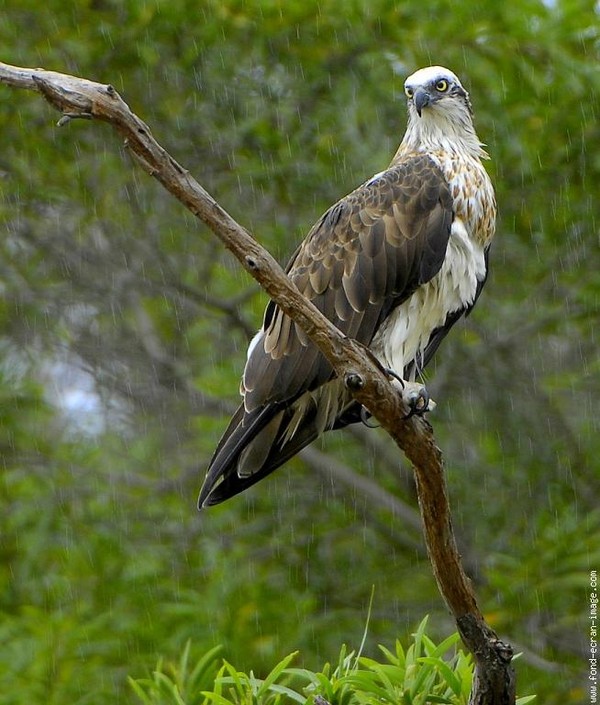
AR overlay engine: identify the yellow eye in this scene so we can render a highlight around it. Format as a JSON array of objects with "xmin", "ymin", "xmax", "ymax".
[
  {"xmin": 404, "ymin": 86, "xmax": 414, "ymax": 99},
  {"xmin": 435, "ymin": 79, "xmax": 449, "ymax": 92}
]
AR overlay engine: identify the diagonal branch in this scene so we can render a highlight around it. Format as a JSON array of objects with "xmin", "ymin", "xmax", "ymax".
[{"xmin": 0, "ymin": 60, "xmax": 515, "ymax": 703}]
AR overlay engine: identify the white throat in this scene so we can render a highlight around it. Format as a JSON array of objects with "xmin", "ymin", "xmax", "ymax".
[{"xmin": 401, "ymin": 103, "xmax": 488, "ymax": 160}]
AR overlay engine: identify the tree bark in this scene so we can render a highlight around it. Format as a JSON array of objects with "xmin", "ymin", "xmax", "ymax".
[{"xmin": 0, "ymin": 61, "xmax": 516, "ymax": 704}]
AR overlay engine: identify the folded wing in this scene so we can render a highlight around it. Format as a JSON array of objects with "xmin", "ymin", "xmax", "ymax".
[{"xmin": 199, "ymin": 153, "xmax": 453, "ymax": 507}]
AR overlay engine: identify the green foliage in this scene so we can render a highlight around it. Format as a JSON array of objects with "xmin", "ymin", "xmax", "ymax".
[
  {"xmin": 128, "ymin": 620, "xmax": 539, "ymax": 705},
  {"xmin": 129, "ymin": 620, "xmax": 484, "ymax": 705},
  {"xmin": 129, "ymin": 643, "xmax": 225, "ymax": 705},
  {"xmin": 0, "ymin": 1, "xmax": 597, "ymax": 704}
]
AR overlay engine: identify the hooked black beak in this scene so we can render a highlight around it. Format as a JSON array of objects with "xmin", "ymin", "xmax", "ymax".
[{"xmin": 414, "ymin": 88, "xmax": 431, "ymax": 117}]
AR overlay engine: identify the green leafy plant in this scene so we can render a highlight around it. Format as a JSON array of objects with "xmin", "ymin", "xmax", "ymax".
[
  {"xmin": 129, "ymin": 643, "xmax": 225, "ymax": 705},
  {"xmin": 129, "ymin": 618, "xmax": 536, "ymax": 705}
]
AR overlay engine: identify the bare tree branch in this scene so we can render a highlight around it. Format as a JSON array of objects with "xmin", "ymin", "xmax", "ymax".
[{"xmin": 0, "ymin": 60, "xmax": 515, "ymax": 703}]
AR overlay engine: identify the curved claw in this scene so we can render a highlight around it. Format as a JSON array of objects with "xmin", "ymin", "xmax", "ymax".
[
  {"xmin": 383, "ymin": 367, "xmax": 405, "ymax": 389},
  {"xmin": 360, "ymin": 405, "xmax": 380, "ymax": 428}
]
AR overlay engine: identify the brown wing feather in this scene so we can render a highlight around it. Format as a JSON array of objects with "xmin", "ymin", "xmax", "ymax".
[{"xmin": 243, "ymin": 153, "xmax": 453, "ymax": 411}]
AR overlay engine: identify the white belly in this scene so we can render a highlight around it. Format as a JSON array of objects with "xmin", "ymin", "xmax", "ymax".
[{"xmin": 370, "ymin": 218, "xmax": 486, "ymax": 378}]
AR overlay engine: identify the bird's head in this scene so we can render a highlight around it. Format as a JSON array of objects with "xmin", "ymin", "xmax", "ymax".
[
  {"xmin": 401, "ymin": 66, "xmax": 485, "ymax": 158},
  {"xmin": 404, "ymin": 66, "xmax": 472, "ymax": 118}
]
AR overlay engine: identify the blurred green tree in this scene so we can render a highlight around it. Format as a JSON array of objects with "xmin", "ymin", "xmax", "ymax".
[{"xmin": 0, "ymin": 1, "xmax": 597, "ymax": 703}]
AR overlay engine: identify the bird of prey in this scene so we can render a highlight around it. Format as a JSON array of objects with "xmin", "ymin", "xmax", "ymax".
[{"xmin": 199, "ymin": 65, "xmax": 496, "ymax": 508}]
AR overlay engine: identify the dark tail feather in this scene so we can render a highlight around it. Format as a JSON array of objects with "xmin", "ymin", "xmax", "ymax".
[
  {"xmin": 198, "ymin": 401, "xmax": 326, "ymax": 508},
  {"xmin": 198, "ymin": 403, "xmax": 277, "ymax": 508}
]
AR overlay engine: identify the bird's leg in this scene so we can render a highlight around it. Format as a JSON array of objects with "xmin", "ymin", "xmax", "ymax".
[
  {"xmin": 352, "ymin": 348, "xmax": 434, "ymax": 424},
  {"xmin": 358, "ymin": 367, "xmax": 433, "ymax": 425},
  {"xmin": 402, "ymin": 380, "xmax": 431, "ymax": 418},
  {"xmin": 383, "ymin": 367, "xmax": 434, "ymax": 418}
]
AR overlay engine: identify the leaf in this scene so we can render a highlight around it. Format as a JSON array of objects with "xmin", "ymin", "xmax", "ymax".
[
  {"xmin": 418, "ymin": 657, "xmax": 462, "ymax": 697},
  {"xmin": 256, "ymin": 651, "xmax": 299, "ymax": 697},
  {"xmin": 128, "ymin": 676, "xmax": 153, "ymax": 705},
  {"xmin": 188, "ymin": 644, "xmax": 226, "ymax": 691},
  {"xmin": 423, "ymin": 632, "xmax": 460, "ymax": 659}
]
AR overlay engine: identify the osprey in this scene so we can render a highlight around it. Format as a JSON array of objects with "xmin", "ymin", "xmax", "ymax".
[{"xmin": 199, "ymin": 65, "xmax": 496, "ymax": 508}]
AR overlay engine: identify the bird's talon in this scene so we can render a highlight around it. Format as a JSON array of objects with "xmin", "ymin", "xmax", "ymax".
[
  {"xmin": 402, "ymin": 383, "xmax": 433, "ymax": 418},
  {"xmin": 360, "ymin": 405, "xmax": 380, "ymax": 428},
  {"xmin": 383, "ymin": 367, "xmax": 405, "ymax": 389}
]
